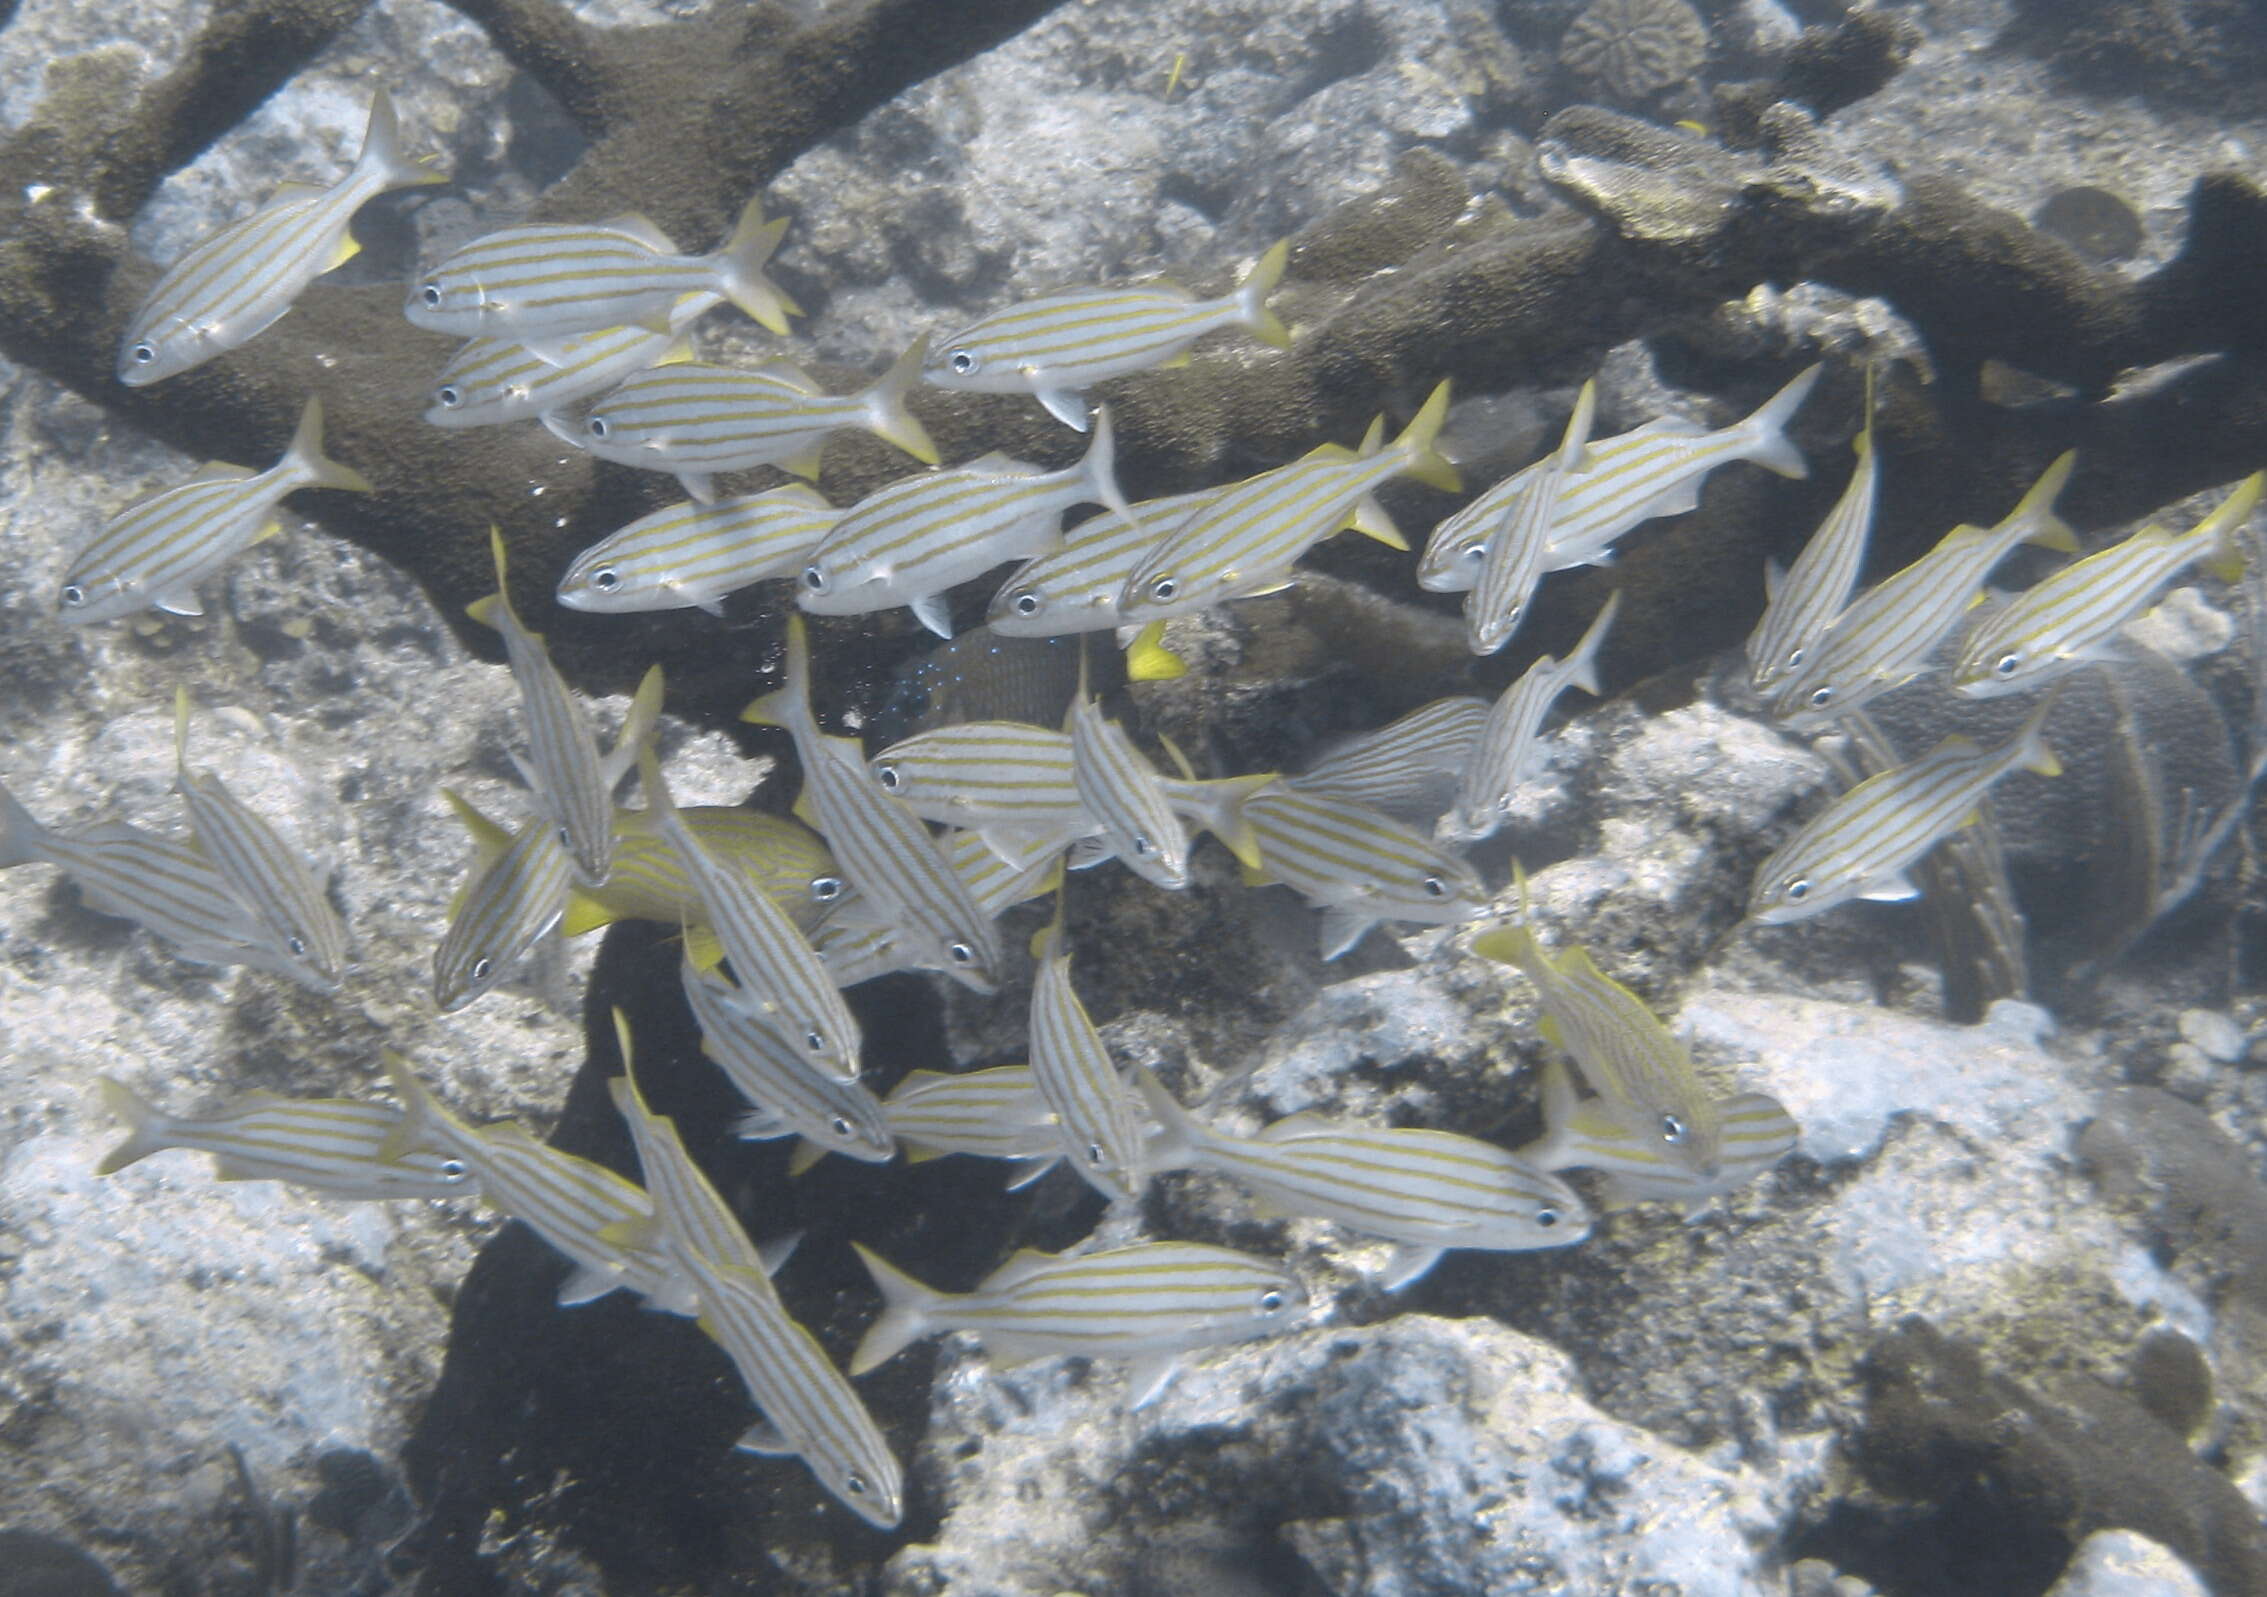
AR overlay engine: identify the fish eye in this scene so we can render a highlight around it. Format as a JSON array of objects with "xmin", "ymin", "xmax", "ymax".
[
  {"xmin": 1784, "ymin": 646, "xmax": 1805, "ymax": 669},
  {"xmin": 1421, "ymin": 875, "xmax": 1447, "ymax": 899},
  {"xmin": 1131, "ymin": 834, "xmax": 1153, "ymax": 857},
  {"xmin": 470, "ymin": 957, "xmax": 494, "ymax": 982},
  {"xmin": 1150, "ymin": 577, "xmax": 1178, "ymax": 603},
  {"xmin": 844, "ymin": 1471, "xmax": 869, "ymax": 1496},
  {"xmin": 1993, "ymin": 652, "xmax": 2021, "ymax": 678},
  {"xmin": 286, "ymin": 935, "xmax": 308, "ymax": 957},
  {"xmin": 1807, "ymin": 686, "xmax": 1834, "ymax": 710},
  {"xmin": 830, "ymin": 1115, "xmax": 853, "ymax": 1138},
  {"xmin": 60, "ymin": 585, "xmax": 86, "ymax": 608},
  {"xmin": 1084, "ymin": 1141, "xmax": 1105, "ymax": 1166},
  {"xmin": 1463, "ymin": 543, "xmax": 1486, "ymax": 563},
  {"xmin": 436, "ymin": 385, "xmax": 463, "ymax": 409},
  {"xmin": 1257, "ymin": 1288, "xmax": 1286, "ymax": 1314},
  {"xmin": 1012, "ymin": 591, "xmax": 1041, "ymax": 616},
  {"xmin": 556, "ymin": 825, "xmax": 574, "ymax": 851},
  {"xmin": 590, "ymin": 567, "xmax": 621, "ymax": 592},
  {"xmin": 130, "ymin": 342, "xmax": 156, "ymax": 365},
  {"xmin": 1536, "ymin": 1205, "xmax": 1561, "ymax": 1228},
  {"xmin": 1784, "ymin": 879, "xmax": 1809, "ymax": 902},
  {"xmin": 947, "ymin": 349, "xmax": 979, "ymax": 376},
  {"xmin": 419, "ymin": 283, "xmax": 443, "ymax": 308},
  {"xmin": 1660, "ymin": 1113, "xmax": 1686, "ymax": 1144},
  {"xmin": 875, "ymin": 764, "xmax": 902, "ymax": 792},
  {"xmin": 802, "ymin": 566, "xmax": 829, "ymax": 594},
  {"xmin": 804, "ymin": 1028, "xmax": 827, "ymax": 1052},
  {"xmin": 811, "ymin": 875, "xmax": 843, "ymax": 902},
  {"xmin": 587, "ymin": 416, "xmax": 610, "ymax": 440},
  {"xmin": 947, "ymin": 941, "xmax": 975, "ymax": 966},
  {"xmin": 439, "ymin": 1158, "xmax": 469, "ymax": 1181}
]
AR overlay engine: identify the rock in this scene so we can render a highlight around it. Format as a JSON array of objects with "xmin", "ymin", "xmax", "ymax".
[{"xmin": 2045, "ymin": 1531, "xmax": 2209, "ymax": 1597}]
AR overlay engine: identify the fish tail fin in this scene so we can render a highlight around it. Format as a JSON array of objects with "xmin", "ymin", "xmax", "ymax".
[
  {"xmin": 711, "ymin": 194, "xmax": 800, "ymax": 337},
  {"xmin": 848, "ymin": 1243, "xmax": 939, "ymax": 1374},
  {"xmin": 1742, "ymin": 364, "xmax": 1821, "ymax": 479},
  {"xmin": 636, "ymin": 744, "xmax": 683, "ymax": 837},
  {"xmin": 1392, "ymin": 380, "xmax": 1460, "ymax": 493},
  {"xmin": 600, "ymin": 664, "xmax": 665, "ymax": 792},
  {"xmin": 1168, "ymin": 771, "xmax": 1272, "ymax": 872},
  {"xmin": 740, "ymin": 613, "xmax": 813, "ymax": 734},
  {"xmin": 1129, "ymin": 1064, "xmax": 1205, "ymax": 1167},
  {"xmin": 1562, "ymin": 589, "xmax": 1622, "ymax": 697},
  {"xmin": 439, "ymin": 786, "xmax": 513, "ymax": 867},
  {"xmin": 94, "ymin": 1076, "xmax": 171, "ymax": 1174},
  {"xmin": 1469, "ymin": 910, "xmax": 1545, "ymax": 976},
  {"xmin": 356, "ymin": 88, "xmax": 447, "ymax": 193},
  {"xmin": 2198, "ymin": 470, "xmax": 2263, "ymax": 582},
  {"xmin": 860, "ymin": 335, "xmax": 940, "ymax": 465},
  {"xmin": 0, "ymin": 776, "xmax": 52, "ymax": 869},
  {"xmin": 1080, "ymin": 404, "xmax": 1133, "ymax": 522},
  {"xmin": 379, "ymin": 1049, "xmax": 453, "ymax": 1161},
  {"xmin": 2012, "ymin": 690, "xmax": 2063, "ymax": 780},
  {"xmin": 1123, "ymin": 619, "xmax": 1186, "ymax": 681},
  {"xmin": 1235, "ymin": 239, "xmax": 1292, "ymax": 350},
  {"xmin": 2007, "ymin": 451, "xmax": 2080, "ymax": 553},
  {"xmin": 281, "ymin": 397, "xmax": 374, "ymax": 495}
]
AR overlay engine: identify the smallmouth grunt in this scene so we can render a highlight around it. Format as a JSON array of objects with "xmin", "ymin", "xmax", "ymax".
[
  {"xmin": 423, "ymin": 294, "xmax": 717, "ymax": 428},
  {"xmin": 678, "ymin": 954, "xmax": 894, "ymax": 1163},
  {"xmin": 61, "ymin": 397, "xmax": 372, "ymax": 625},
  {"xmin": 798, "ymin": 409, "xmax": 1130, "ymax": 639},
  {"xmin": 850, "ymin": 1240, "xmax": 1305, "ymax": 1406},
  {"xmin": 606, "ymin": 1031, "xmax": 903, "ymax": 1529},
  {"xmin": 1747, "ymin": 691, "xmax": 2063, "ymax": 925},
  {"xmin": 98, "ymin": 1075, "xmax": 471, "ymax": 1200},
  {"xmin": 1457, "ymin": 379, "xmax": 1596, "ymax": 657},
  {"xmin": 1950, "ymin": 472, "xmax": 2264, "ymax": 698},
  {"xmin": 120, "ymin": 90, "xmax": 446, "ymax": 386},
  {"xmin": 1234, "ymin": 782, "xmax": 1487, "ymax": 959},
  {"xmin": 1519, "ymin": 1059, "xmax": 1797, "ymax": 1217},
  {"xmin": 1769, "ymin": 452, "xmax": 2077, "ymax": 729},
  {"xmin": 743, "ymin": 615, "xmax": 1004, "ymax": 992},
  {"xmin": 431, "ymin": 790, "xmax": 573, "ymax": 1012},
  {"xmin": 986, "ymin": 487, "xmax": 1223, "ymax": 637},
  {"xmin": 1417, "ymin": 365, "xmax": 1818, "ymax": 592},
  {"xmin": 406, "ymin": 193, "xmax": 799, "ymax": 347},
  {"xmin": 555, "ymin": 484, "xmax": 842, "ymax": 616},
  {"xmin": 1284, "ymin": 696, "xmax": 1488, "ymax": 824},
  {"xmin": 924, "ymin": 239, "xmax": 1292, "ymax": 432},
  {"xmin": 1068, "ymin": 690, "xmax": 1191, "ymax": 891},
  {"xmin": 812, "ymin": 827, "xmax": 1060, "ymax": 988},
  {"xmin": 1136, "ymin": 1070, "xmax": 1590, "ymax": 1290},
  {"xmin": 172, "ymin": 687, "xmax": 349, "ymax": 994},
  {"xmin": 874, "ymin": 1065, "xmax": 1062, "ymax": 1188},
  {"xmin": 1439, "ymin": 590, "xmax": 1619, "ymax": 845},
  {"xmin": 1119, "ymin": 383, "xmax": 1459, "ymax": 626},
  {"xmin": 1028, "ymin": 923, "xmax": 1149, "ymax": 1202},
  {"xmin": 550, "ymin": 338, "xmax": 937, "ymax": 504},
  {"xmin": 1745, "ymin": 368, "xmax": 1878, "ymax": 696}
]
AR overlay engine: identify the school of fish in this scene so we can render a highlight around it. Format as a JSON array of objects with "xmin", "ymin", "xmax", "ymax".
[{"xmin": 22, "ymin": 88, "xmax": 2260, "ymax": 1530}]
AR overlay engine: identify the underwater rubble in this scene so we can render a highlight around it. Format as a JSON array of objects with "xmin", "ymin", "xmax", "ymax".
[{"xmin": 2, "ymin": 2, "xmax": 2267, "ymax": 1596}]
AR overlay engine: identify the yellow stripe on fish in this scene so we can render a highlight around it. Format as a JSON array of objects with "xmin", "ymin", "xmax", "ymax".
[
  {"xmin": 1465, "ymin": 380, "xmax": 1597, "ymax": 656},
  {"xmin": 679, "ymin": 954, "xmax": 894, "ymax": 1163},
  {"xmin": 851, "ymin": 1240, "xmax": 1304, "ymax": 1406},
  {"xmin": 556, "ymin": 803, "xmax": 838, "ymax": 941},
  {"xmin": 877, "ymin": 1065, "xmax": 1061, "ymax": 1184},
  {"xmin": 1520, "ymin": 1059, "xmax": 1797, "ymax": 1215},
  {"xmin": 1069, "ymin": 691, "xmax": 1190, "ymax": 890},
  {"xmin": 556, "ymin": 484, "xmax": 841, "ymax": 615},
  {"xmin": 61, "ymin": 397, "xmax": 371, "ymax": 624},
  {"xmin": 121, "ymin": 90, "xmax": 446, "ymax": 385},
  {"xmin": 425, "ymin": 294, "xmax": 716, "ymax": 428},
  {"xmin": 1747, "ymin": 368, "xmax": 1877, "ymax": 695},
  {"xmin": 1237, "ymin": 782, "xmax": 1486, "ymax": 959},
  {"xmin": 924, "ymin": 240, "xmax": 1291, "ymax": 431},
  {"xmin": 432, "ymin": 792, "xmax": 573, "ymax": 1012},
  {"xmin": 98, "ymin": 1075, "xmax": 470, "ymax": 1200},
  {"xmin": 986, "ymin": 487, "xmax": 1223, "ymax": 636},
  {"xmin": 1439, "ymin": 590, "xmax": 1618, "ymax": 844},
  {"xmin": 1284, "ymin": 696, "xmax": 1488, "ymax": 822},
  {"xmin": 1028, "ymin": 926, "xmax": 1149, "ymax": 1202}
]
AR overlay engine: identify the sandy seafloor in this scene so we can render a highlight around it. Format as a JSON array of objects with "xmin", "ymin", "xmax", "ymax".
[{"xmin": 1, "ymin": 0, "xmax": 2266, "ymax": 1594}]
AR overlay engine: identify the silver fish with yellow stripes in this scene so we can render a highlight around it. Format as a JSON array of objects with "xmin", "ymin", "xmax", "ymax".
[
  {"xmin": 869, "ymin": 720, "xmax": 1094, "ymax": 841},
  {"xmin": 1769, "ymin": 452, "xmax": 2076, "ymax": 730},
  {"xmin": 743, "ymin": 615, "xmax": 1004, "ymax": 992},
  {"xmin": 1029, "ymin": 925, "xmax": 1149, "ymax": 1202},
  {"xmin": 1235, "ymin": 782, "xmax": 1486, "ymax": 959},
  {"xmin": 605, "ymin": 1041, "xmax": 902, "ymax": 1528},
  {"xmin": 799, "ymin": 409, "xmax": 1130, "ymax": 639},
  {"xmin": 406, "ymin": 194, "xmax": 799, "ymax": 347},
  {"xmin": 466, "ymin": 531, "xmax": 627, "ymax": 886},
  {"xmin": 873, "ymin": 1065, "xmax": 1061, "ymax": 1187},
  {"xmin": 643, "ymin": 749, "xmax": 859, "ymax": 1080},
  {"xmin": 62, "ymin": 397, "xmax": 372, "ymax": 624},
  {"xmin": 1439, "ymin": 590, "xmax": 1618, "ymax": 844},
  {"xmin": 1748, "ymin": 692, "xmax": 2062, "ymax": 924},
  {"xmin": 0, "ymin": 777, "xmax": 271, "ymax": 970},
  {"xmin": 924, "ymin": 240, "xmax": 1292, "ymax": 431},
  {"xmin": 173, "ymin": 688, "xmax": 349, "ymax": 993},
  {"xmin": 1465, "ymin": 380, "xmax": 1597, "ymax": 656},
  {"xmin": 1136, "ymin": 1070, "xmax": 1590, "ymax": 1290},
  {"xmin": 120, "ymin": 90, "xmax": 446, "ymax": 385},
  {"xmin": 554, "ymin": 803, "xmax": 838, "ymax": 943},
  {"xmin": 680, "ymin": 955, "xmax": 894, "ymax": 1163},
  {"xmin": 1746, "ymin": 370, "xmax": 1878, "ymax": 696},
  {"xmin": 552, "ymin": 339, "xmax": 938, "ymax": 504},
  {"xmin": 1951, "ymin": 472, "xmax": 2264, "ymax": 698},
  {"xmin": 97, "ymin": 1075, "xmax": 470, "ymax": 1200},
  {"xmin": 987, "ymin": 487, "xmax": 1222, "ymax": 637},
  {"xmin": 1120, "ymin": 384, "xmax": 1458, "ymax": 626},
  {"xmin": 1069, "ymin": 692, "xmax": 1189, "ymax": 890},
  {"xmin": 424, "ymin": 294, "xmax": 717, "ymax": 428},
  {"xmin": 1284, "ymin": 696, "xmax": 1487, "ymax": 824},
  {"xmin": 1417, "ymin": 365, "xmax": 1819, "ymax": 592},
  {"xmin": 1520, "ymin": 1060, "xmax": 1797, "ymax": 1217},
  {"xmin": 1472, "ymin": 890, "xmax": 1723, "ymax": 1179},
  {"xmin": 813, "ymin": 827, "xmax": 1059, "ymax": 988},
  {"xmin": 557, "ymin": 484, "xmax": 841, "ymax": 616},
  {"xmin": 381, "ymin": 1052, "xmax": 706, "ymax": 1311},
  {"xmin": 432, "ymin": 791, "xmax": 573, "ymax": 1012},
  {"xmin": 851, "ymin": 1240, "xmax": 1304, "ymax": 1406}
]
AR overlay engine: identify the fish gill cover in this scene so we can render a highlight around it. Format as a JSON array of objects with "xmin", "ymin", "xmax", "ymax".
[{"xmin": 3, "ymin": 2, "xmax": 2267, "ymax": 1596}]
